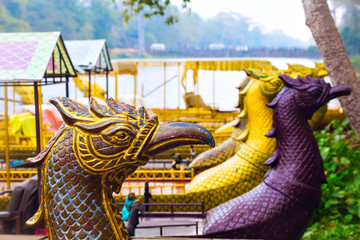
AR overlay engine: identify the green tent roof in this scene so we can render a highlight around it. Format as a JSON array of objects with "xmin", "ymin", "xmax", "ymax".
[{"xmin": 0, "ymin": 32, "xmax": 76, "ymax": 83}]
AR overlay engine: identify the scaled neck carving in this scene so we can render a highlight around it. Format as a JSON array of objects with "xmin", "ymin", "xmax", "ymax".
[
  {"xmin": 203, "ymin": 75, "xmax": 351, "ymax": 240},
  {"xmin": 26, "ymin": 97, "xmax": 214, "ymax": 239}
]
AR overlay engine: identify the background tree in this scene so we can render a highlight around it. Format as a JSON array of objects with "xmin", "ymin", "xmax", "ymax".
[
  {"xmin": 302, "ymin": 0, "xmax": 360, "ymax": 137},
  {"xmin": 25, "ymin": 0, "xmax": 93, "ymax": 40},
  {"xmin": 0, "ymin": 0, "xmax": 30, "ymax": 32},
  {"xmin": 335, "ymin": 0, "xmax": 360, "ymax": 55},
  {"xmin": 121, "ymin": 0, "xmax": 191, "ymax": 24}
]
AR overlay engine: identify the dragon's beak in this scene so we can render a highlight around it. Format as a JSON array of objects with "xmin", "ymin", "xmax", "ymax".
[
  {"xmin": 327, "ymin": 85, "xmax": 351, "ymax": 101},
  {"xmin": 145, "ymin": 122, "xmax": 215, "ymax": 157}
]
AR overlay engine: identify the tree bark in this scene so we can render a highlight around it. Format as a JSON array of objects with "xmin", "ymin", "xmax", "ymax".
[{"xmin": 302, "ymin": 0, "xmax": 360, "ymax": 137}]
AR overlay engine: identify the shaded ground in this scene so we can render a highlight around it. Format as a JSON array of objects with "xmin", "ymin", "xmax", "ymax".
[{"xmin": 129, "ymin": 216, "xmax": 205, "ymax": 237}]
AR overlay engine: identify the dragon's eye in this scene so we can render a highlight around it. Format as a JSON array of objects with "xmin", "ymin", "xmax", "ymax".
[
  {"xmin": 101, "ymin": 125, "xmax": 137, "ymax": 146},
  {"xmin": 309, "ymin": 88, "xmax": 322, "ymax": 97},
  {"xmin": 117, "ymin": 132, "xmax": 126, "ymax": 139},
  {"xmin": 114, "ymin": 131, "xmax": 132, "ymax": 142}
]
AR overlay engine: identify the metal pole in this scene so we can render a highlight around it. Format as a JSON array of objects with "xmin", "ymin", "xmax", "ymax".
[
  {"xmin": 74, "ymin": 77, "xmax": 77, "ymax": 101},
  {"xmin": 88, "ymin": 70, "xmax": 91, "ymax": 101},
  {"xmin": 12, "ymin": 86, "xmax": 15, "ymax": 115},
  {"xmin": 4, "ymin": 84, "xmax": 10, "ymax": 189},
  {"xmin": 134, "ymin": 73, "xmax": 137, "ymax": 107},
  {"xmin": 115, "ymin": 73, "xmax": 118, "ymax": 102},
  {"xmin": 65, "ymin": 76, "xmax": 69, "ymax": 98},
  {"xmin": 178, "ymin": 62, "xmax": 180, "ymax": 109},
  {"xmin": 201, "ymin": 200, "xmax": 205, "ymax": 214},
  {"xmin": 106, "ymin": 69, "xmax": 109, "ymax": 100},
  {"xmin": 34, "ymin": 82, "xmax": 41, "ymax": 202},
  {"xmin": 213, "ymin": 71, "xmax": 215, "ymax": 110},
  {"xmin": 93, "ymin": 73, "xmax": 96, "ymax": 99},
  {"xmin": 163, "ymin": 62, "xmax": 166, "ymax": 121},
  {"xmin": 34, "ymin": 82, "xmax": 41, "ymax": 154},
  {"xmin": 38, "ymin": 85, "xmax": 43, "ymax": 149},
  {"xmin": 196, "ymin": 61, "xmax": 200, "ymax": 114},
  {"xmin": 197, "ymin": 67, "xmax": 200, "ymax": 114}
]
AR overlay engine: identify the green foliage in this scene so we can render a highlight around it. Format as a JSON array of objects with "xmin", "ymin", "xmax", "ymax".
[
  {"xmin": 302, "ymin": 119, "xmax": 360, "ymax": 239},
  {"xmin": 351, "ymin": 56, "xmax": 360, "ymax": 73},
  {"xmin": 0, "ymin": 1, "xmax": 30, "ymax": 32},
  {"xmin": 121, "ymin": 0, "xmax": 191, "ymax": 24},
  {"xmin": 25, "ymin": 0, "xmax": 93, "ymax": 40},
  {"xmin": 24, "ymin": 0, "xmax": 125, "ymax": 42},
  {"xmin": 335, "ymin": 0, "xmax": 360, "ymax": 56}
]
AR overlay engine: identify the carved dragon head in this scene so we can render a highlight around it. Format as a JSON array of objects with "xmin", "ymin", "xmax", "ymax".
[
  {"xmin": 264, "ymin": 75, "xmax": 350, "ymax": 186},
  {"xmin": 48, "ymin": 97, "xmax": 214, "ymax": 191},
  {"xmin": 27, "ymin": 97, "xmax": 214, "ymax": 239},
  {"xmin": 269, "ymin": 75, "xmax": 351, "ymax": 119},
  {"xmin": 244, "ymin": 66, "xmax": 336, "ymax": 129}
]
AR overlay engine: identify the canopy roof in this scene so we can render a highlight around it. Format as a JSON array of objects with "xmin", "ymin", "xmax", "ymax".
[
  {"xmin": 181, "ymin": 60, "xmax": 273, "ymax": 89},
  {"xmin": 111, "ymin": 60, "xmax": 137, "ymax": 76},
  {"xmin": 0, "ymin": 32, "xmax": 76, "ymax": 84},
  {"xmin": 64, "ymin": 39, "xmax": 113, "ymax": 73}
]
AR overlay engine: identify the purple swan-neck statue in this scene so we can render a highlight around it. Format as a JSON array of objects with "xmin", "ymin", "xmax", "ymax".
[{"xmin": 203, "ymin": 75, "xmax": 351, "ymax": 240}]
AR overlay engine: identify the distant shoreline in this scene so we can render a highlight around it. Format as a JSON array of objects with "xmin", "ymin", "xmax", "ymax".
[{"xmin": 110, "ymin": 47, "xmax": 321, "ymax": 59}]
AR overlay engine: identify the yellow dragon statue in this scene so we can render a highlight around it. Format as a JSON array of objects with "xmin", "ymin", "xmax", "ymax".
[
  {"xmin": 186, "ymin": 65, "xmax": 332, "ymax": 210},
  {"xmin": 189, "ymin": 63, "xmax": 329, "ymax": 176},
  {"xmin": 186, "ymin": 69, "xmax": 283, "ymax": 210},
  {"xmin": 188, "ymin": 77, "xmax": 252, "ymax": 175}
]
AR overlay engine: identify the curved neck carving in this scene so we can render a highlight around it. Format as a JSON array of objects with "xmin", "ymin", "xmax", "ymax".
[
  {"xmin": 102, "ymin": 183, "xmax": 129, "ymax": 240},
  {"xmin": 245, "ymin": 81, "xmax": 276, "ymax": 155},
  {"xmin": 42, "ymin": 128, "xmax": 124, "ymax": 239},
  {"xmin": 268, "ymin": 95, "xmax": 326, "ymax": 188}
]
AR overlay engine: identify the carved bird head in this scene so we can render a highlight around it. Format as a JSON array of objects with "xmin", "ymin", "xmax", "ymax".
[
  {"xmin": 269, "ymin": 75, "xmax": 351, "ymax": 119},
  {"xmin": 50, "ymin": 97, "xmax": 215, "ymax": 193},
  {"xmin": 243, "ymin": 68, "xmax": 284, "ymax": 100}
]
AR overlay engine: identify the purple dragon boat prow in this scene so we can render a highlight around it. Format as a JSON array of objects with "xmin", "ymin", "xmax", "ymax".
[{"xmin": 202, "ymin": 75, "xmax": 351, "ymax": 240}]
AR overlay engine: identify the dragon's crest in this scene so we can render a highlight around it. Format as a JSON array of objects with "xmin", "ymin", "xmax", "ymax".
[
  {"xmin": 32, "ymin": 97, "xmax": 159, "ymax": 176},
  {"xmin": 27, "ymin": 97, "xmax": 214, "ymax": 239}
]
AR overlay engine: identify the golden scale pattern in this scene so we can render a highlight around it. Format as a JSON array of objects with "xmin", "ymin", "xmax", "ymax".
[
  {"xmin": 189, "ymin": 131, "xmax": 241, "ymax": 175},
  {"xmin": 44, "ymin": 129, "xmax": 118, "ymax": 239}
]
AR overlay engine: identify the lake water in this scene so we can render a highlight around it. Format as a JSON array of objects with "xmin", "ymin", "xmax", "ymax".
[{"xmin": 1, "ymin": 57, "xmax": 328, "ymax": 114}]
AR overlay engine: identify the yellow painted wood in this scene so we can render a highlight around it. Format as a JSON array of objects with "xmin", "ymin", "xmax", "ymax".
[{"xmin": 4, "ymin": 84, "xmax": 10, "ymax": 189}]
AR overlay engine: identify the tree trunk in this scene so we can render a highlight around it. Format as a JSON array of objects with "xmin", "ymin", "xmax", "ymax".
[{"xmin": 302, "ymin": 0, "xmax": 360, "ymax": 137}]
